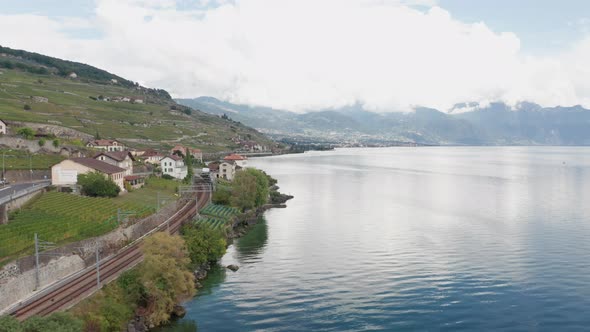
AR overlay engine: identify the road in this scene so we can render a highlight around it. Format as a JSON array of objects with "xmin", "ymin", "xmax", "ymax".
[
  {"xmin": 0, "ymin": 180, "xmax": 50, "ymax": 202},
  {"xmin": 8, "ymin": 190, "xmax": 209, "ymax": 321}
]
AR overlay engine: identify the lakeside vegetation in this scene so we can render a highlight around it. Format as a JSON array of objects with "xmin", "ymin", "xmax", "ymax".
[
  {"xmin": 0, "ymin": 230, "xmax": 222, "ymax": 332},
  {"xmin": 0, "ymin": 177, "xmax": 178, "ymax": 265},
  {"xmin": 1, "ymin": 166, "xmax": 284, "ymax": 330}
]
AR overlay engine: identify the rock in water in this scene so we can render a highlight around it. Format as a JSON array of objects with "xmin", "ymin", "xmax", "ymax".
[
  {"xmin": 227, "ymin": 264, "xmax": 240, "ymax": 272},
  {"xmin": 172, "ymin": 305, "xmax": 186, "ymax": 318}
]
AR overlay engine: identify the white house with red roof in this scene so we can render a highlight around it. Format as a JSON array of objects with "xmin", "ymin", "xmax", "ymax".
[
  {"xmin": 93, "ymin": 151, "xmax": 135, "ymax": 175},
  {"xmin": 223, "ymin": 154, "xmax": 247, "ymax": 167},
  {"xmin": 160, "ymin": 155, "xmax": 187, "ymax": 180},
  {"xmin": 86, "ymin": 139, "xmax": 126, "ymax": 152}
]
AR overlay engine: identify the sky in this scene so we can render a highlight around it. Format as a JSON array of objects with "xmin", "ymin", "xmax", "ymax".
[{"xmin": 1, "ymin": 0, "xmax": 590, "ymax": 113}]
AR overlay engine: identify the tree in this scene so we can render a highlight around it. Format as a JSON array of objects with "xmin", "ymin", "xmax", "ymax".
[
  {"xmin": 182, "ymin": 223, "xmax": 226, "ymax": 267},
  {"xmin": 23, "ymin": 104, "xmax": 31, "ymax": 111},
  {"xmin": 139, "ymin": 233, "xmax": 195, "ymax": 326},
  {"xmin": 38, "ymin": 139, "xmax": 46, "ymax": 147},
  {"xmin": 52, "ymin": 139, "xmax": 60, "ymax": 148},
  {"xmin": 245, "ymin": 168, "xmax": 269, "ymax": 207},
  {"xmin": 230, "ymin": 171, "xmax": 257, "ymax": 211},
  {"xmin": 78, "ymin": 172, "xmax": 120, "ymax": 197},
  {"xmin": 212, "ymin": 184, "xmax": 231, "ymax": 205},
  {"xmin": 183, "ymin": 153, "xmax": 194, "ymax": 184},
  {"xmin": 16, "ymin": 127, "xmax": 35, "ymax": 139}
]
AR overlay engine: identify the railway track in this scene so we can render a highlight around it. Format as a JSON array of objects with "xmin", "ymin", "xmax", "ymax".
[{"xmin": 9, "ymin": 191, "xmax": 209, "ymax": 321}]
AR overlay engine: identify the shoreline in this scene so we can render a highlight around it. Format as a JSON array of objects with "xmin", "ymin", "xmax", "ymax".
[{"xmin": 130, "ymin": 187, "xmax": 294, "ymax": 332}]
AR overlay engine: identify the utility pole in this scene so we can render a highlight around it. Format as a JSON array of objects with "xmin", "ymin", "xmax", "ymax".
[
  {"xmin": 29, "ymin": 154, "xmax": 33, "ymax": 182},
  {"xmin": 34, "ymin": 233, "xmax": 40, "ymax": 290},
  {"xmin": 34, "ymin": 234, "xmax": 56, "ymax": 291},
  {"xmin": 95, "ymin": 246, "xmax": 101, "ymax": 289},
  {"xmin": 156, "ymin": 191, "xmax": 160, "ymax": 211}
]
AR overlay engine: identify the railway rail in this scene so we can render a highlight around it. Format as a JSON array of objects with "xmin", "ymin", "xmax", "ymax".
[{"xmin": 8, "ymin": 190, "xmax": 209, "ymax": 320}]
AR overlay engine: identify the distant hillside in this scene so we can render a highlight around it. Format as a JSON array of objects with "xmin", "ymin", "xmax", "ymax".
[
  {"xmin": 0, "ymin": 47, "xmax": 275, "ymax": 152},
  {"xmin": 178, "ymin": 97, "xmax": 590, "ymax": 145}
]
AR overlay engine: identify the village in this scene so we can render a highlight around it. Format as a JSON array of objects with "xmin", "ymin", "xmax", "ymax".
[{"xmin": 0, "ymin": 118, "xmax": 267, "ymax": 197}]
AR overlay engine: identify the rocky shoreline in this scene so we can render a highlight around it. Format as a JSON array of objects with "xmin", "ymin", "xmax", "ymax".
[{"xmin": 128, "ymin": 189, "xmax": 293, "ymax": 332}]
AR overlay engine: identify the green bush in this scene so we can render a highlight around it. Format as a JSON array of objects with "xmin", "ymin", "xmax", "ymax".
[
  {"xmin": 23, "ymin": 104, "xmax": 31, "ymax": 111},
  {"xmin": 78, "ymin": 172, "xmax": 120, "ymax": 198},
  {"xmin": 16, "ymin": 127, "xmax": 35, "ymax": 139},
  {"xmin": 182, "ymin": 222, "xmax": 227, "ymax": 267},
  {"xmin": 38, "ymin": 139, "xmax": 46, "ymax": 147},
  {"xmin": 21, "ymin": 312, "xmax": 84, "ymax": 332},
  {"xmin": 212, "ymin": 185, "xmax": 231, "ymax": 205},
  {"xmin": 52, "ymin": 139, "xmax": 60, "ymax": 148},
  {"xmin": 161, "ymin": 174, "xmax": 174, "ymax": 180},
  {"xmin": 230, "ymin": 168, "xmax": 269, "ymax": 211},
  {"xmin": 0, "ymin": 316, "xmax": 21, "ymax": 332}
]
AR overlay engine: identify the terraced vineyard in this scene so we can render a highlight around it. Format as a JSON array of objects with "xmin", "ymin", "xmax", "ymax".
[
  {"xmin": 195, "ymin": 204, "xmax": 239, "ymax": 230},
  {"xmin": 0, "ymin": 177, "xmax": 179, "ymax": 264}
]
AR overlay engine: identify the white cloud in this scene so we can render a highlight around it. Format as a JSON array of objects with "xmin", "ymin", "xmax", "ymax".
[{"xmin": 1, "ymin": 0, "xmax": 590, "ymax": 112}]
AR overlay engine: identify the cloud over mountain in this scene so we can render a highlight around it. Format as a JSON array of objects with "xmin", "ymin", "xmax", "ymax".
[{"xmin": 2, "ymin": 0, "xmax": 590, "ymax": 112}]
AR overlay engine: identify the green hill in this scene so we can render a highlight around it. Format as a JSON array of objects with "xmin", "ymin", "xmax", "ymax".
[{"xmin": 0, "ymin": 46, "xmax": 275, "ymax": 152}]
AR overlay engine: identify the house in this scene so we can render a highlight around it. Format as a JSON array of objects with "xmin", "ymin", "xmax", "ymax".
[
  {"xmin": 223, "ymin": 154, "xmax": 247, "ymax": 167},
  {"xmin": 51, "ymin": 158, "xmax": 126, "ymax": 193},
  {"xmin": 218, "ymin": 160, "xmax": 242, "ymax": 181},
  {"xmin": 207, "ymin": 161, "xmax": 220, "ymax": 179},
  {"xmin": 124, "ymin": 175, "xmax": 145, "ymax": 189},
  {"xmin": 140, "ymin": 149, "xmax": 164, "ymax": 164},
  {"xmin": 170, "ymin": 145, "xmax": 203, "ymax": 162},
  {"xmin": 0, "ymin": 120, "xmax": 7, "ymax": 135},
  {"xmin": 32, "ymin": 96, "xmax": 48, "ymax": 103},
  {"xmin": 241, "ymin": 141, "xmax": 266, "ymax": 152},
  {"xmin": 160, "ymin": 155, "xmax": 187, "ymax": 180},
  {"xmin": 86, "ymin": 139, "xmax": 126, "ymax": 152},
  {"xmin": 132, "ymin": 98, "xmax": 144, "ymax": 104},
  {"xmin": 68, "ymin": 72, "xmax": 77, "ymax": 79},
  {"xmin": 94, "ymin": 151, "xmax": 135, "ymax": 176},
  {"xmin": 122, "ymin": 97, "xmax": 131, "ymax": 102}
]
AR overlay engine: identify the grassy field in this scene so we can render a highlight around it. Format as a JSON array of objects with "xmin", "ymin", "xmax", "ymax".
[
  {"xmin": 0, "ymin": 177, "xmax": 179, "ymax": 265},
  {"xmin": 195, "ymin": 203, "xmax": 239, "ymax": 230},
  {"xmin": 0, "ymin": 148, "xmax": 65, "ymax": 170},
  {"xmin": 0, "ymin": 68, "xmax": 274, "ymax": 152}
]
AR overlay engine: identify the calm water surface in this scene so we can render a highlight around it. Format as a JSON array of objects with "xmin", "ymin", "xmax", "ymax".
[{"xmin": 161, "ymin": 147, "xmax": 590, "ymax": 331}]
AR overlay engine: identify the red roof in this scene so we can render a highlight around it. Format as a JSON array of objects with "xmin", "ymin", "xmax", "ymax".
[
  {"xmin": 224, "ymin": 154, "xmax": 246, "ymax": 161},
  {"xmin": 207, "ymin": 162, "xmax": 220, "ymax": 171},
  {"xmin": 124, "ymin": 175, "xmax": 142, "ymax": 181},
  {"xmin": 94, "ymin": 151, "xmax": 135, "ymax": 162},
  {"xmin": 70, "ymin": 158, "xmax": 125, "ymax": 174}
]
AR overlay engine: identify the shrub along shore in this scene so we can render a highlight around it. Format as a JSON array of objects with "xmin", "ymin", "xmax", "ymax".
[{"xmin": 0, "ymin": 168, "xmax": 293, "ymax": 332}]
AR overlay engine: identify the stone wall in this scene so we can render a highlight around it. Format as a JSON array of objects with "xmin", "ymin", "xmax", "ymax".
[
  {"xmin": 3, "ymin": 170, "xmax": 51, "ymax": 183},
  {"xmin": 6, "ymin": 121, "xmax": 93, "ymax": 140},
  {"xmin": 0, "ymin": 136, "xmax": 61, "ymax": 154},
  {"xmin": 0, "ymin": 188, "xmax": 45, "ymax": 224},
  {"xmin": 0, "ymin": 256, "xmax": 86, "ymax": 313}
]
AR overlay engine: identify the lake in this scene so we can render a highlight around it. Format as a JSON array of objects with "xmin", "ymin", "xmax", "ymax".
[{"xmin": 160, "ymin": 147, "xmax": 590, "ymax": 331}]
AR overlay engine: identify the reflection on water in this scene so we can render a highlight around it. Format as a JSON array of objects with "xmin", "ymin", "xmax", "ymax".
[
  {"xmin": 235, "ymin": 217, "xmax": 268, "ymax": 261},
  {"xmin": 162, "ymin": 147, "xmax": 590, "ymax": 331}
]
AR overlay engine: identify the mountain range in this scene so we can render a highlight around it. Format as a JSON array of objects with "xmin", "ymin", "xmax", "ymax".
[{"xmin": 177, "ymin": 97, "xmax": 590, "ymax": 146}]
